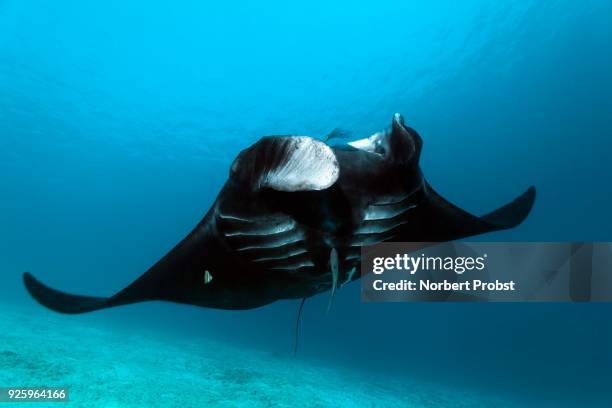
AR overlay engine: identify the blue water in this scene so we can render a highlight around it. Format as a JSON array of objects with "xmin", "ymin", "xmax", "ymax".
[{"xmin": 1, "ymin": 0, "xmax": 611, "ymax": 406}]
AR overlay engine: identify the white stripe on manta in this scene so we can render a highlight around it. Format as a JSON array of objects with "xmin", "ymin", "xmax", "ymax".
[
  {"xmin": 224, "ymin": 219, "xmax": 296, "ymax": 236},
  {"xmin": 356, "ymin": 219, "xmax": 409, "ymax": 234},
  {"xmin": 269, "ymin": 259, "xmax": 315, "ymax": 270},
  {"xmin": 252, "ymin": 247, "xmax": 308, "ymax": 262},
  {"xmin": 350, "ymin": 229, "xmax": 398, "ymax": 246},
  {"xmin": 218, "ymin": 213, "xmax": 253, "ymax": 222},
  {"xmin": 234, "ymin": 231, "xmax": 305, "ymax": 251},
  {"xmin": 364, "ymin": 203, "xmax": 417, "ymax": 221},
  {"xmin": 369, "ymin": 193, "xmax": 413, "ymax": 205}
]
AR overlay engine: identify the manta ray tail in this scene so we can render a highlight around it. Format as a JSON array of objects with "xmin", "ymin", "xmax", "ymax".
[
  {"xmin": 23, "ymin": 272, "xmax": 114, "ymax": 314},
  {"xmin": 293, "ymin": 297, "xmax": 307, "ymax": 357}
]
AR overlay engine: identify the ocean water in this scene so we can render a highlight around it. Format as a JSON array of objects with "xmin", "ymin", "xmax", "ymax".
[{"xmin": 1, "ymin": 0, "xmax": 611, "ymax": 407}]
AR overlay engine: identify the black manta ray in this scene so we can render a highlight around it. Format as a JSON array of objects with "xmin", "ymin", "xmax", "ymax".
[{"xmin": 24, "ymin": 114, "xmax": 535, "ymax": 314}]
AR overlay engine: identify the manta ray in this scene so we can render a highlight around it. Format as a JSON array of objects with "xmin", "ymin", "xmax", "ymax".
[{"xmin": 24, "ymin": 114, "xmax": 535, "ymax": 315}]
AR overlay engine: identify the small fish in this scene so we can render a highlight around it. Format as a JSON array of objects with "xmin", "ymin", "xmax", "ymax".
[{"xmin": 323, "ymin": 128, "xmax": 352, "ymax": 142}]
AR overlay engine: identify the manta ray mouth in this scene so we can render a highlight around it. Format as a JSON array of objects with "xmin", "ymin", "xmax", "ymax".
[
  {"xmin": 347, "ymin": 131, "xmax": 387, "ymax": 156},
  {"xmin": 348, "ymin": 113, "xmax": 413, "ymax": 159}
]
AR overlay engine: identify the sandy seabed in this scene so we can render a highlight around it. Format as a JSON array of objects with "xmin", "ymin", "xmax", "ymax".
[{"xmin": 0, "ymin": 305, "xmax": 523, "ymax": 408}]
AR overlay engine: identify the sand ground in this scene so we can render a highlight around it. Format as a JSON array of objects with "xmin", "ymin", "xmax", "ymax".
[{"xmin": 0, "ymin": 305, "xmax": 524, "ymax": 407}]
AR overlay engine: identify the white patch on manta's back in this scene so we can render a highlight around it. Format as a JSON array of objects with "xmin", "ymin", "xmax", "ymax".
[{"xmin": 259, "ymin": 136, "xmax": 339, "ymax": 192}]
